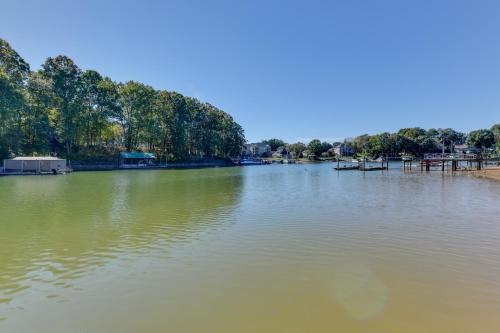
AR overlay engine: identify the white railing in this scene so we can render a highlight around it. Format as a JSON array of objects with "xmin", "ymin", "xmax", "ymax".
[{"xmin": 423, "ymin": 153, "xmax": 478, "ymax": 160}]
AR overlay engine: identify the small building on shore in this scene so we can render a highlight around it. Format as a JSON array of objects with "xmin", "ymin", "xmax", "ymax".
[
  {"xmin": 119, "ymin": 152, "xmax": 156, "ymax": 168},
  {"xmin": 3, "ymin": 156, "xmax": 67, "ymax": 173}
]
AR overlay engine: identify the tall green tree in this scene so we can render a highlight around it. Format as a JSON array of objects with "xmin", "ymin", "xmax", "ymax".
[
  {"xmin": 21, "ymin": 71, "xmax": 54, "ymax": 153},
  {"xmin": 41, "ymin": 56, "xmax": 83, "ymax": 155},
  {"xmin": 117, "ymin": 81, "xmax": 156, "ymax": 151},
  {"xmin": 287, "ymin": 142, "xmax": 306, "ymax": 158},
  {"xmin": 80, "ymin": 70, "xmax": 109, "ymax": 147},
  {"xmin": 437, "ymin": 128, "xmax": 465, "ymax": 152},
  {"xmin": 321, "ymin": 141, "xmax": 333, "ymax": 153},
  {"xmin": 0, "ymin": 39, "xmax": 30, "ymax": 85},
  {"xmin": 307, "ymin": 139, "xmax": 324, "ymax": 157},
  {"xmin": 0, "ymin": 68, "xmax": 25, "ymax": 158},
  {"xmin": 167, "ymin": 92, "xmax": 190, "ymax": 159},
  {"xmin": 467, "ymin": 129, "xmax": 495, "ymax": 150},
  {"xmin": 263, "ymin": 138, "xmax": 286, "ymax": 151},
  {"xmin": 0, "ymin": 39, "xmax": 31, "ymax": 158},
  {"xmin": 491, "ymin": 124, "xmax": 500, "ymax": 152}
]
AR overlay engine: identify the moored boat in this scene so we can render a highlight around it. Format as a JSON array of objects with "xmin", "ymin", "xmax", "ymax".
[{"xmin": 239, "ymin": 159, "xmax": 263, "ymax": 166}]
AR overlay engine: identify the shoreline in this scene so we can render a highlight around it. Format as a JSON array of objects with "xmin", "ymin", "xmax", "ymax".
[
  {"xmin": 0, "ymin": 161, "xmax": 236, "ymax": 176},
  {"xmin": 2, "ymin": 162, "xmax": 500, "ymax": 179},
  {"xmin": 472, "ymin": 167, "xmax": 500, "ymax": 181}
]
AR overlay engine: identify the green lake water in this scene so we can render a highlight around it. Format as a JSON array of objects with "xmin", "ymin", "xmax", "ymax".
[{"xmin": 1, "ymin": 164, "xmax": 500, "ymax": 332}]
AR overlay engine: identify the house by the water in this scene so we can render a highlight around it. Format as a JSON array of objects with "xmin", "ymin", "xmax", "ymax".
[
  {"xmin": 242, "ymin": 143, "xmax": 271, "ymax": 157},
  {"xmin": 453, "ymin": 144, "xmax": 481, "ymax": 155},
  {"xmin": 333, "ymin": 143, "xmax": 354, "ymax": 156},
  {"xmin": 272, "ymin": 146, "xmax": 293, "ymax": 159}
]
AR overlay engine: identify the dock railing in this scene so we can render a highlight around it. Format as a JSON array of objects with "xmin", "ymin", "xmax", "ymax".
[{"xmin": 422, "ymin": 153, "xmax": 479, "ymax": 160}]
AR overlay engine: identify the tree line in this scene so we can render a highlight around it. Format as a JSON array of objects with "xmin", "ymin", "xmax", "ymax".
[
  {"xmin": 263, "ymin": 125, "xmax": 500, "ymax": 159},
  {"xmin": 0, "ymin": 38, "xmax": 245, "ymax": 162}
]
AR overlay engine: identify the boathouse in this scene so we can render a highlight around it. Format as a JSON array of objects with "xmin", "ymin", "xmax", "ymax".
[
  {"xmin": 3, "ymin": 156, "xmax": 67, "ymax": 173},
  {"xmin": 119, "ymin": 152, "xmax": 156, "ymax": 168}
]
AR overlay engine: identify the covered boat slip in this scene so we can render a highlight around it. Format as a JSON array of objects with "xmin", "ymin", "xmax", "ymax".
[
  {"xmin": 2, "ymin": 157, "xmax": 68, "ymax": 174},
  {"xmin": 119, "ymin": 152, "xmax": 164, "ymax": 169}
]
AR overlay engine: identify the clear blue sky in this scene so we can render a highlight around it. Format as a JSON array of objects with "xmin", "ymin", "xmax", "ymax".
[{"xmin": 1, "ymin": 0, "xmax": 499, "ymax": 143}]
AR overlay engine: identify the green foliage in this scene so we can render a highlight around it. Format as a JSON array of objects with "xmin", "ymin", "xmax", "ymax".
[
  {"xmin": 397, "ymin": 127, "xmax": 426, "ymax": 140},
  {"xmin": 466, "ymin": 129, "xmax": 495, "ymax": 150},
  {"xmin": 0, "ymin": 39, "xmax": 30, "ymax": 85},
  {"xmin": 345, "ymin": 125, "xmax": 497, "ymax": 158},
  {"xmin": 263, "ymin": 138, "xmax": 286, "ymax": 151},
  {"xmin": 321, "ymin": 141, "xmax": 332, "ymax": 153},
  {"xmin": 437, "ymin": 128, "xmax": 465, "ymax": 150},
  {"xmin": 0, "ymin": 38, "xmax": 245, "ymax": 161},
  {"xmin": 374, "ymin": 127, "xmax": 462, "ymax": 156},
  {"xmin": 286, "ymin": 142, "xmax": 306, "ymax": 158},
  {"xmin": 41, "ymin": 55, "xmax": 83, "ymax": 154},
  {"xmin": 492, "ymin": 124, "xmax": 500, "ymax": 139},
  {"xmin": 0, "ymin": 69, "xmax": 25, "ymax": 159},
  {"xmin": 0, "ymin": 39, "xmax": 31, "ymax": 159},
  {"xmin": 307, "ymin": 139, "xmax": 324, "ymax": 157},
  {"xmin": 492, "ymin": 124, "xmax": 500, "ymax": 152}
]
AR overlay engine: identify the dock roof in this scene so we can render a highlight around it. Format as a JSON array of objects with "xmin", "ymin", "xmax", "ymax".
[
  {"xmin": 120, "ymin": 152, "xmax": 156, "ymax": 159},
  {"xmin": 10, "ymin": 156, "xmax": 64, "ymax": 161}
]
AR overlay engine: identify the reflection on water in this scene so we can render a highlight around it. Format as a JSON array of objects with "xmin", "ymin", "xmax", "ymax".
[
  {"xmin": 333, "ymin": 262, "xmax": 388, "ymax": 320},
  {"xmin": 1, "ymin": 164, "xmax": 500, "ymax": 332},
  {"xmin": 0, "ymin": 169, "xmax": 243, "ymax": 304}
]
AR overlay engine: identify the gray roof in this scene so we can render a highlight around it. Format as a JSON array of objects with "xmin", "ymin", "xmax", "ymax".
[
  {"xmin": 10, "ymin": 156, "xmax": 64, "ymax": 161},
  {"xmin": 120, "ymin": 152, "xmax": 156, "ymax": 159}
]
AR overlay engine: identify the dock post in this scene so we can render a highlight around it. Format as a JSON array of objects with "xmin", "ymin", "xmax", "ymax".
[
  {"xmin": 442, "ymin": 160, "xmax": 445, "ymax": 172},
  {"xmin": 425, "ymin": 160, "xmax": 430, "ymax": 172},
  {"xmin": 452, "ymin": 160, "xmax": 457, "ymax": 172}
]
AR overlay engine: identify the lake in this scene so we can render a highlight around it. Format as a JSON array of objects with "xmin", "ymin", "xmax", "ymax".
[{"xmin": 1, "ymin": 163, "xmax": 500, "ymax": 332}]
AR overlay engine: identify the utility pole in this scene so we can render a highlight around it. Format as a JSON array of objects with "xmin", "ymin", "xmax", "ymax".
[{"xmin": 442, "ymin": 136, "xmax": 445, "ymax": 156}]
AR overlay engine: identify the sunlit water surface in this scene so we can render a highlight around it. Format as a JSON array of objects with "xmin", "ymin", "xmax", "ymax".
[{"xmin": 1, "ymin": 164, "xmax": 499, "ymax": 332}]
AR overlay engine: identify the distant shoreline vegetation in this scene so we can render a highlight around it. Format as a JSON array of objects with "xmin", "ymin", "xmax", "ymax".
[
  {"xmin": 259, "ymin": 125, "xmax": 499, "ymax": 160},
  {"xmin": 0, "ymin": 38, "xmax": 245, "ymax": 163},
  {"xmin": 1, "ymin": 38, "xmax": 499, "ymax": 164}
]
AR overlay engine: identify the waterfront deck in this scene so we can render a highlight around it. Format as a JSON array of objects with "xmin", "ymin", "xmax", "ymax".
[
  {"xmin": 421, "ymin": 153, "xmax": 482, "ymax": 172},
  {"xmin": 402, "ymin": 153, "xmax": 498, "ymax": 172}
]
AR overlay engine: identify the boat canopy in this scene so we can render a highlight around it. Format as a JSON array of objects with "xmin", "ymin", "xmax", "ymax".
[{"xmin": 120, "ymin": 152, "xmax": 156, "ymax": 159}]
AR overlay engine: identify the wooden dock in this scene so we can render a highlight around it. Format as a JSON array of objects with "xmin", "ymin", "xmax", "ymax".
[
  {"xmin": 359, "ymin": 165, "xmax": 387, "ymax": 171},
  {"xmin": 334, "ymin": 157, "xmax": 390, "ymax": 172},
  {"xmin": 334, "ymin": 165, "xmax": 359, "ymax": 170},
  {"xmin": 404, "ymin": 153, "xmax": 486, "ymax": 172},
  {"xmin": 332, "ymin": 154, "xmax": 498, "ymax": 173}
]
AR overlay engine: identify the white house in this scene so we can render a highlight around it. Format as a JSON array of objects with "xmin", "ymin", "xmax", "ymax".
[
  {"xmin": 333, "ymin": 143, "xmax": 353, "ymax": 156},
  {"xmin": 242, "ymin": 143, "xmax": 271, "ymax": 157}
]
